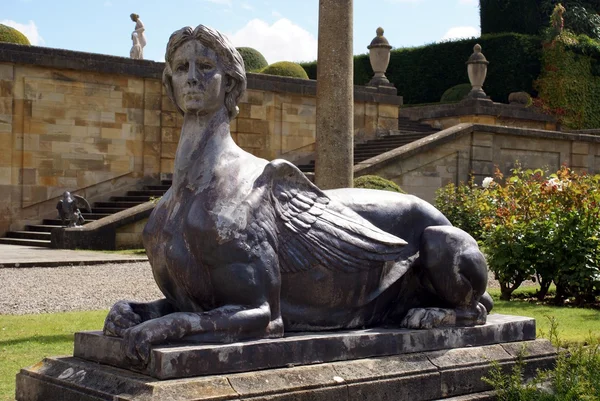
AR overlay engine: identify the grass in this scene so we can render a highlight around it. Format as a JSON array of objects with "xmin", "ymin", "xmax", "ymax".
[
  {"xmin": 1, "ymin": 291, "xmax": 599, "ymax": 400},
  {"xmin": 0, "ymin": 310, "xmax": 107, "ymax": 401},
  {"xmin": 488, "ymin": 287, "xmax": 600, "ymax": 345}
]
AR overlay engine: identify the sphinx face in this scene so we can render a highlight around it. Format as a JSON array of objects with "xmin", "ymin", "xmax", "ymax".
[{"xmin": 171, "ymin": 40, "xmax": 228, "ymax": 116}]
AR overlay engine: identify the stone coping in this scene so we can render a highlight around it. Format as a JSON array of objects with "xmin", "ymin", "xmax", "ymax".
[
  {"xmin": 73, "ymin": 314, "xmax": 535, "ymax": 380},
  {"xmin": 399, "ymin": 99, "xmax": 556, "ymax": 123},
  {"xmin": 355, "ymin": 123, "xmax": 600, "ymax": 175},
  {"xmin": 0, "ymin": 43, "xmax": 403, "ymax": 105},
  {"xmin": 51, "ymin": 201, "xmax": 155, "ymax": 250}
]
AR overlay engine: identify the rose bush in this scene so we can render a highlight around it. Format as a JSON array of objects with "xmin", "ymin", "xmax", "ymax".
[{"xmin": 436, "ymin": 164, "xmax": 600, "ymax": 303}]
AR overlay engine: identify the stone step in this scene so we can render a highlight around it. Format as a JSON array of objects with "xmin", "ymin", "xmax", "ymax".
[
  {"xmin": 92, "ymin": 207, "xmax": 129, "ymax": 214},
  {"xmin": 6, "ymin": 230, "xmax": 51, "ymax": 240},
  {"xmin": 127, "ymin": 190, "xmax": 166, "ymax": 197},
  {"xmin": 26, "ymin": 224, "xmax": 63, "ymax": 233},
  {"xmin": 94, "ymin": 201, "xmax": 145, "ymax": 209},
  {"xmin": 81, "ymin": 213, "xmax": 111, "ymax": 220},
  {"xmin": 110, "ymin": 195, "xmax": 153, "ymax": 202},
  {"xmin": 43, "ymin": 218, "xmax": 96, "ymax": 226},
  {"xmin": 161, "ymin": 179, "xmax": 173, "ymax": 186},
  {"xmin": 144, "ymin": 185, "xmax": 171, "ymax": 191},
  {"xmin": 0, "ymin": 237, "xmax": 52, "ymax": 247}
]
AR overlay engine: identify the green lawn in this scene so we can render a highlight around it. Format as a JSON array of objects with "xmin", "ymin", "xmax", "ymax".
[
  {"xmin": 1, "ymin": 300, "xmax": 599, "ymax": 400},
  {"xmin": 0, "ymin": 311, "xmax": 106, "ymax": 401}
]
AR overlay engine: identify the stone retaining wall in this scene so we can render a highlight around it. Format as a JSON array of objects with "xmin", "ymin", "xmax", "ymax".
[
  {"xmin": 356, "ymin": 123, "xmax": 600, "ymax": 202},
  {"xmin": 0, "ymin": 43, "xmax": 401, "ymax": 236}
]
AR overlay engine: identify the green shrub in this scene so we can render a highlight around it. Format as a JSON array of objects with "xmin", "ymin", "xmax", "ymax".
[
  {"xmin": 300, "ymin": 33, "xmax": 542, "ymax": 104},
  {"xmin": 0, "ymin": 24, "xmax": 31, "ymax": 45},
  {"xmin": 236, "ymin": 47, "xmax": 268, "ymax": 73},
  {"xmin": 260, "ymin": 62, "xmax": 309, "ymax": 79},
  {"xmin": 440, "ymin": 83, "xmax": 471, "ymax": 103},
  {"xmin": 353, "ymin": 175, "xmax": 405, "ymax": 193},
  {"xmin": 435, "ymin": 165, "xmax": 600, "ymax": 302}
]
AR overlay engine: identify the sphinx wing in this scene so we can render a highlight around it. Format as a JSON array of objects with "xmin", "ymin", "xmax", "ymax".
[
  {"xmin": 263, "ymin": 160, "xmax": 407, "ymax": 274},
  {"xmin": 73, "ymin": 195, "xmax": 92, "ymax": 213}
]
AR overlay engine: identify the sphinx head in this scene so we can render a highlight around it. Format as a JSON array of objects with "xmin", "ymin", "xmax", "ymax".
[{"xmin": 162, "ymin": 25, "xmax": 246, "ymax": 120}]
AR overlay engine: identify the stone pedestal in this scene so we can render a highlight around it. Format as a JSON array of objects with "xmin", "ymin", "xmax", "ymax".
[
  {"xmin": 16, "ymin": 315, "xmax": 556, "ymax": 401},
  {"xmin": 315, "ymin": 0, "xmax": 354, "ymax": 189}
]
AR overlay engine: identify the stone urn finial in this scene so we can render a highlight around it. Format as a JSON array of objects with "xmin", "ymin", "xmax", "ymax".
[
  {"xmin": 466, "ymin": 44, "xmax": 490, "ymax": 99},
  {"xmin": 367, "ymin": 27, "xmax": 393, "ymax": 87}
]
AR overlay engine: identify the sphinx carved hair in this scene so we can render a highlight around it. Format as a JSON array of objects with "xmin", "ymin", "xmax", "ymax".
[{"xmin": 162, "ymin": 25, "xmax": 247, "ymax": 120}]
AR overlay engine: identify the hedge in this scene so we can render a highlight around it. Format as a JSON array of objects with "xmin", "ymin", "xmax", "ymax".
[
  {"xmin": 300, "ymin": 33, "xmax": 542, "ymax": 104},
  {"xmin": 480, "ymin": 0, "xmax": 600, "ymax": 36}
]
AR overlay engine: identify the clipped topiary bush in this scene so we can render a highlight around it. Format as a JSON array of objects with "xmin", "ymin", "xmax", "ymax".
[
  {"xmin": 0, "ymin": 24, "xmax": 31, "ymax": 45},
  {"xmin": 236, "ymin": 47, "xmax": 268, "ymax": 73},
  {"xmin": 260, "ymin": 61, "xmax": 309, "ymax": 79},
  {"xmin": 353, "ymin": 175, "xmax": 406, "ymax": 193},
  {"xmin": 440, "ymin": 83, "xmax": 472, "ymax": 103}
]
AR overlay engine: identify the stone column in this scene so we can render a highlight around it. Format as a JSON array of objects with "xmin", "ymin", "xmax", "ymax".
[{"xmin": 315, "ymin": 0, "xmax": 354, "ymax": 189}]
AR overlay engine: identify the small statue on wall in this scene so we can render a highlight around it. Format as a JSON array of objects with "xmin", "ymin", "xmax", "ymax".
[
  {"xmin": 130, "ymin": 13, "xmax": 146, "ymax": 59},
  {"xmin": 56, "ymin": 191, "xmax": 91, "ymax": 228},
  {"xmin": 130, "ymin": 32, "xmax": 143, "ymax": 60}
]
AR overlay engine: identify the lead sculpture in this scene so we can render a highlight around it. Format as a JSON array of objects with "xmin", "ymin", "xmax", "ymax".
[
  {"xmin": 56, "ymin": 191, "xmax": 91, "ymax": 227},
  {"xmin": 104, "ymin": 25, "xmax": 493, "ymax": 365}
]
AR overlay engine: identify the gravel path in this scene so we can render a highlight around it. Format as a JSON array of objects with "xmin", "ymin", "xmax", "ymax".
[
  {"xmin": 0, "ymin": 262, "xmax": 162, "ymax": 315},
  {"xmin": 0, "ymin": 261, "xmax": 507, "ymax": 315}
]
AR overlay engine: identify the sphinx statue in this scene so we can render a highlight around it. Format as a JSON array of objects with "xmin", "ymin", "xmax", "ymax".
[{"xmin": 104, "ymin": 25, "xmax": 493, "ymax": 365}]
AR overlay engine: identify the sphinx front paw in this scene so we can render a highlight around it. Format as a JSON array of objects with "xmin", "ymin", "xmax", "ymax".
[
  {"xmin": 400, "ymin": 307, "xmax": 457, "ymax": 329},
  {"xmin": 103, "ymin": 300, "xmax": 142, "ymax": 337}
]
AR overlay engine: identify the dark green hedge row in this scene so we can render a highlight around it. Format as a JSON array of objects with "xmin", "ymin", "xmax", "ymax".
[
  {"xmin": 300, "ymin": 33, "xmax": 542, "ymax": 104},
  {"xmin": 480, "ymin": 0, "xmax": 600, "ymax": 36}
]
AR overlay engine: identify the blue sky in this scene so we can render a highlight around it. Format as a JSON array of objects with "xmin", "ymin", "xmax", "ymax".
[{"xmin": 3, "ymin": 0, "xmax": 480, "ymax": 64}]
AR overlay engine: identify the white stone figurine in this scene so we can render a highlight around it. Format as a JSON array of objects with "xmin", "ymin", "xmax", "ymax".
[
  {"xmin": 130, "ymin": 13, "xmax": 146, "ymax": 59},
  {"xmin": 130, "ymin": 32, "xmax": 143, "ymax": 59}
]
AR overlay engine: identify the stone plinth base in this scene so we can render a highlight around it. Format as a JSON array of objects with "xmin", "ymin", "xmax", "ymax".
[{"xmin": 16, "ymin": 315, "xmax": 556, "ymax": 401}]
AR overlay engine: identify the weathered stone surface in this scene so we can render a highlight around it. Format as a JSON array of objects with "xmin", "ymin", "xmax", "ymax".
[
  {"xmin": 16, "ymin": 338, "xmax": 556, "ymax": 401},
  {"xmin": 75, "ymin": 315, "xmax": 534, "ymax": 380}
]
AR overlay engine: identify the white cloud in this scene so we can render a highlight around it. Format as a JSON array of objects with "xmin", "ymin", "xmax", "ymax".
[
  {"xmin": 241, "ymin": 3, "xmax": 253, "ymax": 10},
  {"xmin": 0, "ymin": 19, "xmax": 44, "ymax": 45},
  {"xmin": 229, "ymin": 18, "xmax": 318, "ymax": 63},
  {"xmin": 442, "ymin": 26, "xmax": 479, "ymax": 41},
  {"xmin": 272, "ymin": 10, "xmax": 282, "ymax": 18}
]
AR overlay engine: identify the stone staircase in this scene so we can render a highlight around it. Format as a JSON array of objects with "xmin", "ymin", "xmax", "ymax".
[
  {"xmin": 0, "ymin": 180, "xmax": 172, "ymax": 248},
  {"xmin": 297, "ymin": 117, "xmax": 439, "ymax": 173}
]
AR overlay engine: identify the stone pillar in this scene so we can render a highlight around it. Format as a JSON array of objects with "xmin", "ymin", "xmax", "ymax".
[{"xmin": 315, "ymin": 0, "xmax": 354, "ymax": 189}]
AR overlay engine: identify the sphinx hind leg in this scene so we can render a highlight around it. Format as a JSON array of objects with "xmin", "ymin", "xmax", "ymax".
[{"xmin": 402, "ymin": 225, "xmax": 492, "ymax": 329}]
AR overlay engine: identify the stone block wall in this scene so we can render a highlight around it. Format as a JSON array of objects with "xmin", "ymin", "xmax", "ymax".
[
  {"xmin": 356, "ymin": 124, "xmax": 600, "ymax": 203},
  {"xmin": 0, "ymin": 43, "xmax": 402, "ymax": 235}
]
